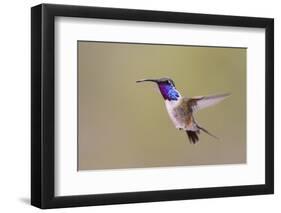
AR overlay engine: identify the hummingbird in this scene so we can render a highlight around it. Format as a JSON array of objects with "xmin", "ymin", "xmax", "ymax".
[{"xmin": 136, "ymin": 77, "xmax": 230, "ymax": 144}]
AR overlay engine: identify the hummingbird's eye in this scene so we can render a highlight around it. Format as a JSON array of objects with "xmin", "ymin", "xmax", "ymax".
[{"xmin": 168, "ymin": 80, "xmax": 175, "ymax": 87}]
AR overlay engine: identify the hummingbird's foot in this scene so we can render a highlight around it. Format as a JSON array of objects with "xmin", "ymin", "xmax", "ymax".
[{"xmin": 177, "ymin": 127, "xmax": 183, "ymax": 131}]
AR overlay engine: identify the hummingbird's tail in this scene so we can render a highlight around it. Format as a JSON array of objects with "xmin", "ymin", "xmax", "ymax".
[
  {"xmin": 185, "ymin": 130, "xmax": 200, "ymax": 144},
  {"xmin": 185, "ymin": 125, "xmax": 218, "ymax": 144}
]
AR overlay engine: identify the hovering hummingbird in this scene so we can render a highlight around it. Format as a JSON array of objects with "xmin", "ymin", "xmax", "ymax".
[{"xmin": 136, "ymin": 77, "xmax": 230, "ymax": 144}]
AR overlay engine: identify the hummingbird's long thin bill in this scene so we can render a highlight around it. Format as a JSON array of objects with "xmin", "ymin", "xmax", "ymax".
[{"xmin": 136, "ymin": 79, "xmax": 158, "ymax": 83}]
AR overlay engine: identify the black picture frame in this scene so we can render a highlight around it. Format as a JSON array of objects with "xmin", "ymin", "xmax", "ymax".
[{"xmin": 31, "ymin": 3, "xmax": 274, "ymax": 209}]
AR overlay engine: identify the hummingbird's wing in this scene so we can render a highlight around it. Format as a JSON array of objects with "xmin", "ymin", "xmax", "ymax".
[{"xmin": 187, "ymin": 93, "xmax": 230, "ymax": 113}]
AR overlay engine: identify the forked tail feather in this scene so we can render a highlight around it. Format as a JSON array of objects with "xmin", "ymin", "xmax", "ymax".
[
  {"xmin": 185, "ymin": 130, "xmax": 200, "ymax": 144},
  {"xmin": 185, "ymin": 125, "xmax": 218, "ymax": 144}
]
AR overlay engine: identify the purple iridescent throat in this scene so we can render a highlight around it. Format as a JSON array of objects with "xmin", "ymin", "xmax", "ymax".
[{"xmin": 158, "ymin": 83, "xmax": 180, "ymax": 101}]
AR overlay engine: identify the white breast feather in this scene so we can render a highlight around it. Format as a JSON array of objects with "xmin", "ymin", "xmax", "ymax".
[{"xmin": 165, "ymin": 100, "xmax": 183, "ymax": 129}]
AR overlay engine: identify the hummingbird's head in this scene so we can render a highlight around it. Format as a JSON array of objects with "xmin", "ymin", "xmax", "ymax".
[
  {"xmin": 136, "ymin": 77, "xmax": 175, "ymax": 87},
  {"xmin": 136, "ymin": 77, "xmax": 180, "ymax": 101}
]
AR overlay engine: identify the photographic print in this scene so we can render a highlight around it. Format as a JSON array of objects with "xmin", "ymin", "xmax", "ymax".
[
  {"xmin": 31, "ymin": 4, "xmax": 273, "ymax": 208},
  {"xmin": 78, "ymin": 41, "xmax": 246, "ymax": 170}
]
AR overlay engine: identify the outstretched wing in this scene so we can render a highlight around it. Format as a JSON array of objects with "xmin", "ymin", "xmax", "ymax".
[{"xmin": 187, "ymin": 93, "xmax": 230, "ymax": 113}]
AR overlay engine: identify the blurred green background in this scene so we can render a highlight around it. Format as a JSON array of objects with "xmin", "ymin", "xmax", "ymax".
[{"xmin": 78, "ymin": 41, "xmax": 246, "ymax": 170}]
